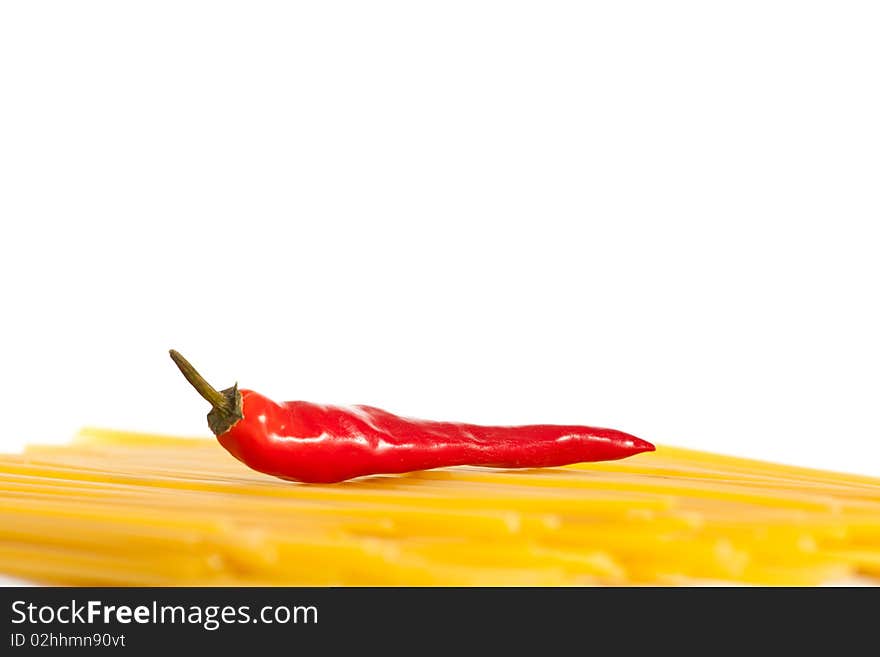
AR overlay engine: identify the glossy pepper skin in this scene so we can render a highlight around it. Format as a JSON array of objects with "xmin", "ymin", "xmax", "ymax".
[{"xmin": 170, "ymin": 351, "xmax": 655, "ymax": 484}]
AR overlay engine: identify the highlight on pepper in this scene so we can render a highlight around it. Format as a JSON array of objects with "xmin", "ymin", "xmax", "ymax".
[{"xmin": 167, "ymin": 349, "xmax": 655, "ymax": 484}]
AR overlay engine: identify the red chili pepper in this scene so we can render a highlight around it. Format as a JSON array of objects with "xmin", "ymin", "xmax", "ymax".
[{"xmin": 169, "ymin": 350, "xmax": 655, "ymax": 483}]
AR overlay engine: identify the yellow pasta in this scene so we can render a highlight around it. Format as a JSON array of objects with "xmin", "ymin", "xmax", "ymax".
[{"xmin": 0, "ymin": 427, "xmax": 878, "ymax": 586}]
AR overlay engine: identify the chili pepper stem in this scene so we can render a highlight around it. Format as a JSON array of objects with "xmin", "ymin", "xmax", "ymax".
[{"xmin": 169, "ymin": 350, "xmax": 243, "ymax": 436}]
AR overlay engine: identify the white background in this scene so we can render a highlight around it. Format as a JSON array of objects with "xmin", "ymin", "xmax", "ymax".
[{"xmin": 1, "ymin": 2, "xmax": 878, "ymax": 477}]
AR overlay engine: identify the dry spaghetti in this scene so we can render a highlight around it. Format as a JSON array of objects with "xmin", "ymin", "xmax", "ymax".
[{"xmin": 0, "ymin": 428, "xmax": 878, "ymax": 586}]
